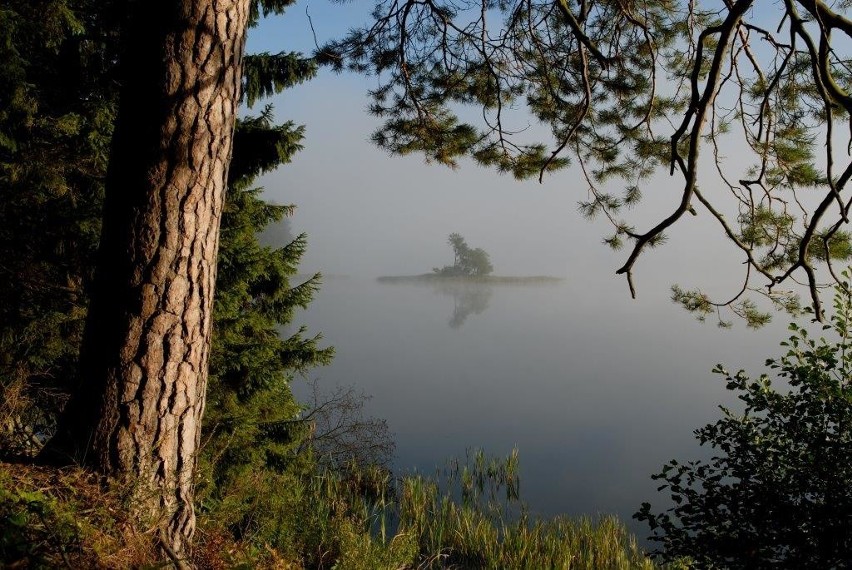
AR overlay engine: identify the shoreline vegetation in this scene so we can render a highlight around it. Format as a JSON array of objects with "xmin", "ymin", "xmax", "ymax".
[
  {"xmin": 377, "ymin": 274, "xmax": 564, "ymax": 284},
  {"xmin": 1, "ymin": 450, "xmax": 665, "ymax": 569}
]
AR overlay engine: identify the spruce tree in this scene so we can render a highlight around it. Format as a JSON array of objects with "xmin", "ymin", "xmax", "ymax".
[
  {"xmin": 0, "ymin": 0, "xmax": 118, "ymax": 452},
  {"xmin": 199, "ymin": 108, "xmax": 333, "ymax": 539}
]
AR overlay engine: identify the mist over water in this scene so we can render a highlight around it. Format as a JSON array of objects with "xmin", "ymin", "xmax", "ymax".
[
  {"xmin": 291, "ymin": 275, "xmax": 790, "ymax": 541},
  {"xmin": 249, "ymin": 10, "xmax": 803, "ymax": 542}
]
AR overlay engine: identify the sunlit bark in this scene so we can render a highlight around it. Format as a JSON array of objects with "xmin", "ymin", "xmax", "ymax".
[{"xmin": 44, "ymin": 0, "xmax": 250, "ymax": 560}]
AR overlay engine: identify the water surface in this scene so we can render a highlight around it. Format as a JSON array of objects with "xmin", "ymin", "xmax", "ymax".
[{"xmin": 293, "ymin": 276, "xmax": 789, "ymax": 541}]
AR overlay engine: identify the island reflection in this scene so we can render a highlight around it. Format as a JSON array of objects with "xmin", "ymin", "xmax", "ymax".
[
  {"xmin": 377, "ymin": 276, "xmax": 563, "ymax": 329},
  {"xmin": 433, "ymin": 281, "xmax": 494, "ymax": 329}
]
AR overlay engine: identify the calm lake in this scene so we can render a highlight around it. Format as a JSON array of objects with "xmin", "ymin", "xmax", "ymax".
[{"xmin": 292, "ymin": 275, "xmax": 790, "ymax": 541}]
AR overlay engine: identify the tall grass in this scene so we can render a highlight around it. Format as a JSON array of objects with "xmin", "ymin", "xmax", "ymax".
[{"xmin": 286, "ymin": 449, "xmax": 674, "ymax": 569}]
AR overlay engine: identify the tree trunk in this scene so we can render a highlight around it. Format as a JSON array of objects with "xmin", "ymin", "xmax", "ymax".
[{"xmin": 43, "ymin": 0, "xmax": 250, "ymax": 561}]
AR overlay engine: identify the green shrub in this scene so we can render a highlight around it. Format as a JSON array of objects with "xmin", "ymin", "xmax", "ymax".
[{"xmin": 637, "ymin": 273, "xmax": 852, "ymax": 568}]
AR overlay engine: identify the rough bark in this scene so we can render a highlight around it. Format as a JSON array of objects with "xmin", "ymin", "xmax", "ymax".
[{"xmin": 42, "ymin": 0, "xmax": 250, "ymax": 561}]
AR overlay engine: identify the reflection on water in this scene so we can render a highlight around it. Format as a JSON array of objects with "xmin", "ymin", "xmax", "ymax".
[
  {"xmin": 378, "ymin": 278, "xmax": 564, "ymax": 329},
  {"xmin": 295, "ymin": 277, "xmax": 789, "ymax": 544},
  {"xmin": 430, "ymin": 282, "xmax": 493, "ymax": 328}
]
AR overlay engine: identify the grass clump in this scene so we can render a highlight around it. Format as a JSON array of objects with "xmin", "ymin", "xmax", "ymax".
[{"xmin": 389, "ymin": 450, "xmax": 661, "ymax": 570}]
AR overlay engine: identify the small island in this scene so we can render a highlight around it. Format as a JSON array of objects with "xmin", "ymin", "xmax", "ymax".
[{"xmin": 378, "ymin": 233, "xmax": 564, "ymax": 284}]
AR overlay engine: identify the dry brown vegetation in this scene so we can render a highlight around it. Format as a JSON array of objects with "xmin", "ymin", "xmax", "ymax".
[{"xmin": 0, "ymin": 462, "xmax": 159, "ymax": 568}]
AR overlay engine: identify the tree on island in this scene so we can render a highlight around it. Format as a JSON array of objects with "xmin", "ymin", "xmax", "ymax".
[{"xmin": 434, "ymin": 233, "xmax": 494, "ymax": 276}]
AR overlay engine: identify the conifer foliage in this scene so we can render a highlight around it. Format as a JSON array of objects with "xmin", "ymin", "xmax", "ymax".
[
  {"xmin": 0, "ymin": 0, "xmax": 118, "ymax": 453},
  {"xmin": 320, "ymin": 0, "xmax": 852, "ymax": 324},
  {"xmin": 0, "ymin": 0, "xmax": 331, "ymax": 515},
  {"xmin": 201, "ymin": 106, "xmax": 334, "ymax": 521}
]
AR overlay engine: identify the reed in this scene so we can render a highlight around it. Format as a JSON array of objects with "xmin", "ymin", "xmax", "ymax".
[{"xmin": 293, "ymin": 449, "xmax": 676, "ymax": 569}]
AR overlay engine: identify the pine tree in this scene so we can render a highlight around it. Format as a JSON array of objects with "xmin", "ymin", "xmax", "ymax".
[{"xmin": 1, "ymin": 0, "xmax": 332, "ymax": 558}]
